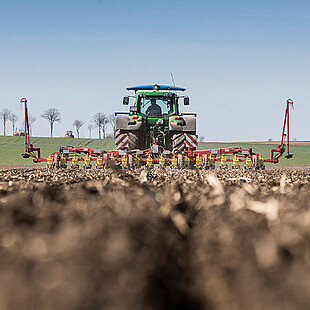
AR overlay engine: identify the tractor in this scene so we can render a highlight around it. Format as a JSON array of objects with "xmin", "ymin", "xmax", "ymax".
[
  {"xmin": 65, "ymin": 130, "xmax": 74, "ymax": 138},
  {"xmin": 14, "ymin": 129, "xmax": 25, "ymax": 136},
  {"xmin": 115, "ymin": 84, "xmax": 197, "ymax": 151}
]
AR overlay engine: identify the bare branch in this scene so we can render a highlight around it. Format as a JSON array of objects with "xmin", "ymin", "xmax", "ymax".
[
  {"xmin": 41, "ymin": 108, "xmax": 61, "ymax": 137},
  {"xmin": 73, "ymin": 120, "xmax": 84, "ymax": 138},
  {"xmin": 9, "ymin": 113, "xmax": 18, "ymax": 123},
  {"xmin": 21, "ymin": 115, "xmax": 36, "ymax": 128},
  {"xmin": 108, "ymin": 113, "xmax": 116, "ymax": 137},
  {"xmin": 92, "ymin": 113, "xmax": 108, "ymax": 139},
  {"xmin": 28, "ymin": 115, "xmax": 36, "ymax": 126},
  {"xmin": 28, "ymin": 115, "xmax": 36, "ymax": 136},
  {"xmin": 87, "ymin": 123, "xmax": 94, "ymax": 139},
  {"xmin": 0, "ymin": 108, "xmax": 11, "ymax": 136},
  {"xmin": 9, "ymin": 113, "xmax": 18, "ymax": 136}
]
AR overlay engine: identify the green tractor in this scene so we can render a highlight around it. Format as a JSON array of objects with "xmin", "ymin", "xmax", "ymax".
[{"xmin": 115, "ymin": 84, "xmax": 197, "ymax": 151}]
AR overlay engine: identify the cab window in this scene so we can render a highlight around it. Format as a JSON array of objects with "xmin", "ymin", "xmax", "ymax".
[{"xmin": 138, "ymin": 97, "xmax": 173, "ymax": 117}]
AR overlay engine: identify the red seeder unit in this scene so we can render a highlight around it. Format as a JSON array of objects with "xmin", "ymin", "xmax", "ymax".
[{"xmin": 20, "ymin": 98, "xmax": 294, "ymax": 168}]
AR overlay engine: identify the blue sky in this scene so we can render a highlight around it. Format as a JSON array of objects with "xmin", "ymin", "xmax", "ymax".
[{"xmin": 0, "ymin": 0, "xmax": 309, "ymax": 141}]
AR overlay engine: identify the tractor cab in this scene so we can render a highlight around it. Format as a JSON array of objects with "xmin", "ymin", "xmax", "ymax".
[
  {"xmin": 123, "ymin": 84, "xmax": 189, "ymax": 122},
  {"xmin": 137, "ymin": 93, "xmax": 175, "ymax": 117}
]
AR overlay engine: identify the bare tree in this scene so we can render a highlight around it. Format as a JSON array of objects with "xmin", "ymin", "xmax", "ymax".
[
  {"xmin": 21, "ymin": 114, "xmax": 36, "ymax": 134},
  {"xmin": 108, "ymin": 113, "xmax": 116, "ymax": 137},
  {"xmin": 29, "ymin": 115, "xmax": 36, "ymax": 136},
  {"xmin": 9, "ymin": 113, "xmax": 18, "ymax": 136},
  {"xmin": 73, "ymin": 120, "xmax": 84, "ymax": 138},
  {"xmin": 0, "ymin": 108, "xmax": 11, "ymax": 136},
  {"xmin": 41, "ymin": 108, "xmax": 61, "ymax": 137},
  {"xmin": 87, "ymin": 123, "xmax": 94, "ymax": 139},
  {"xmin": 92, "ymin": 113, "xmax": 108, "ymax": 139},
  {"xmin": 102, "ymin": 118, "xmax": 109, "ymax": 139},
  {"xmin": 199, "ymin": 136, "xmax": 205, "ymax": 142}
]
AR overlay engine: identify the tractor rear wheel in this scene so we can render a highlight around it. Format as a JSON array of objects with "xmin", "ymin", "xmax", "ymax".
[
  {"xmin": 171, "ymin": 132, "xmax": 196, "ymax": 152},
  {"xmin": 172, "ymin": 132, "xmax": 186, "ymax": 152},
  {"xmin": 115, "ymin": 130, "xmax": 141, "ymax": 151},
  {"xmin": 128, "ymin": 132, "xmax": 140, "ymax": 150}
]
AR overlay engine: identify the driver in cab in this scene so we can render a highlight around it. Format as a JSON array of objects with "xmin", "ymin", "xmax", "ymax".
[{"xmin": 146, "ymin": 98, "xmax": 162, "ymax": 117}]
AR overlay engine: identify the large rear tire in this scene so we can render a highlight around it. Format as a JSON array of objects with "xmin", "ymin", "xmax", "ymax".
[
  {"xmin": 171, "ymin": 132, "xmax": 197, "ymax": 152},
  {"xmin": 172, "ymin": 132, "xmax": 186, "ymax": 152},
  {"xmin": 115, "ymin": 129, "xmax": 141, "ymax": 151},
  {"xmin": 128, "ymin": 132, "xmax": 140, "ymax": 150}
]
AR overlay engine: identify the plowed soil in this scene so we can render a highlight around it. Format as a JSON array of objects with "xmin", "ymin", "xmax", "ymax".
[{"xmin": 0, "ymin": 167, "xmax": 309, "ymax": 310}]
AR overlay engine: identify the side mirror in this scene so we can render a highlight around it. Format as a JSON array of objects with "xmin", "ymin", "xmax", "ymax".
[
  {"xmin": 123, "ymin": 96, "xmax": 129, "ymax": 105},
  {"xmin": 184, "ymin": 97, "xmax": 190, "ymax": 105}
]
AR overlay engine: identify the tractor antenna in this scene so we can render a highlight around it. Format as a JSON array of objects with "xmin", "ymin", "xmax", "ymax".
[{"xmin": 170, "ymin": 73, "xmax": 176, "ymax": 87}]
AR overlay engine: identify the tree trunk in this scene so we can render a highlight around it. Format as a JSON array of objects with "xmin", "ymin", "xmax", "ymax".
[
  {"xmin": 50, "ymin": 123, "xmax": 53, "ymax": 137},
  {"xmin": 3, "ymin": 120, "xmax": 6, "ymax": 136},
  {"xmin": 12, "ymin": 124, "xmax": 14, "ymax": 136},
  {"xmin": 98, "ymin": 126, "xmax": 101, "ymax": 139},
  {"xmin": 77, "ymin": 130, "xmax": 80, "ymax": 138}
]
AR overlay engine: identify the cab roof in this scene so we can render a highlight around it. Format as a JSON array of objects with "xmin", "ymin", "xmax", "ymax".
[{"xmin": 126, "ymin": 84, "xmax": 186, "ymax": 92}]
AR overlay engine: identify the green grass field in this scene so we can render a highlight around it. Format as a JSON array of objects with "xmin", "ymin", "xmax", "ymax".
[
  {"xmin": 0, "ymin": 136, "xmax": 115, "ymax": 165},
  {"xmin": 198, "ymin": 142, "xmax": 310, "ymax": 165},
  {"xmin": 0, "ymin": 136, "xmax": 309, "ymax": 166}
]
